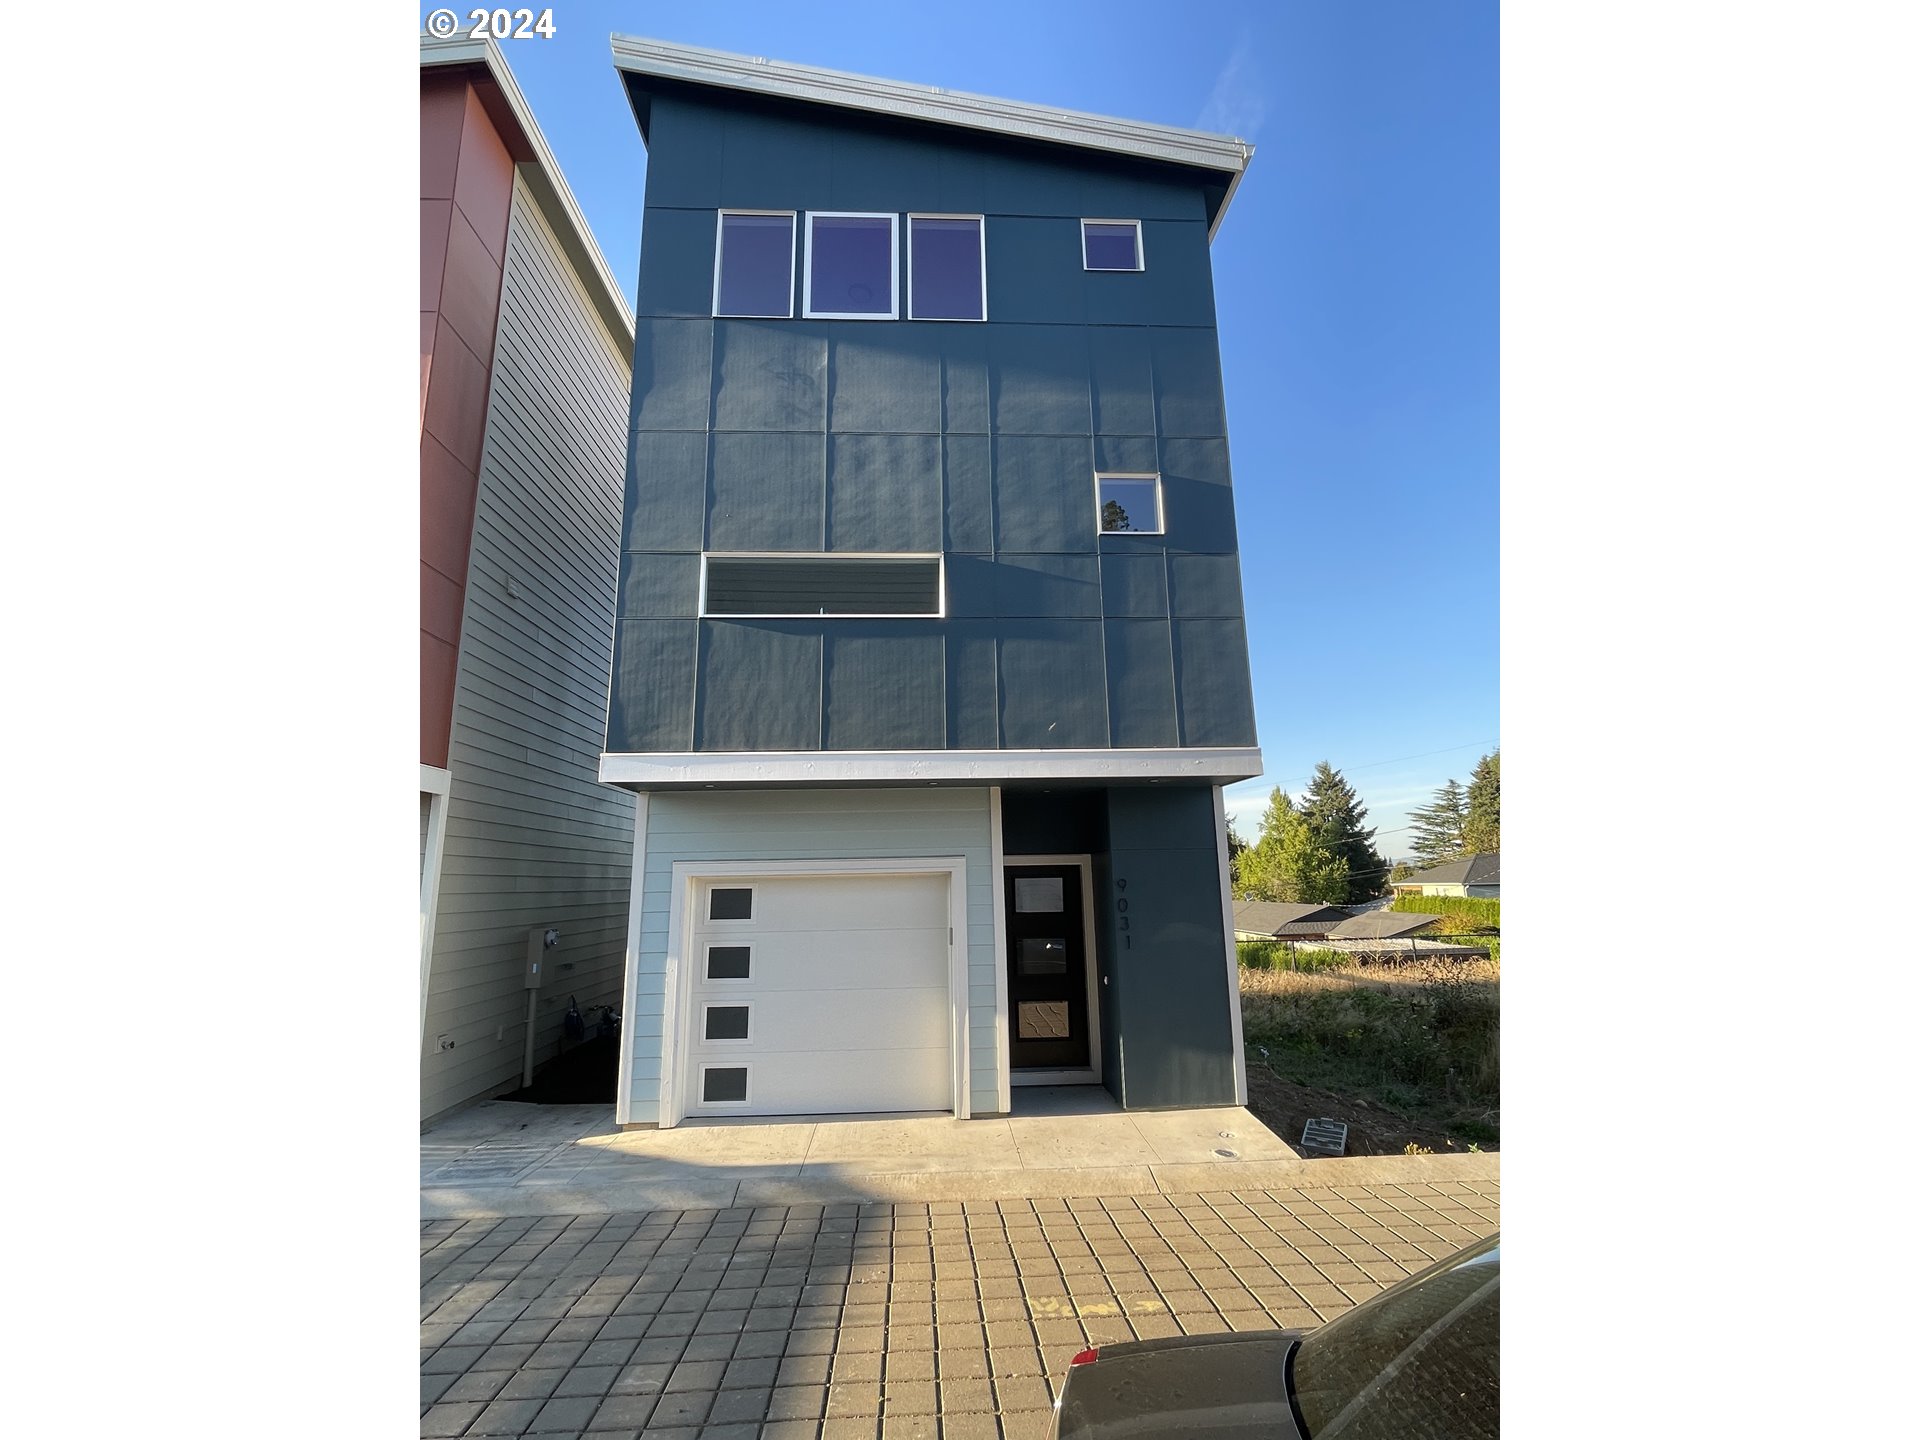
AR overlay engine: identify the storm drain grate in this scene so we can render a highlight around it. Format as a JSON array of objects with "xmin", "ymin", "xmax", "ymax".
[{"xmin": 1299, "ymin": 1118, "xmax": 1348, "ymax": 1157}]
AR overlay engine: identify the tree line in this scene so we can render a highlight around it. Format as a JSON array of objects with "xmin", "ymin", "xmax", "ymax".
[{"xmin": 1231, "ymin": 750, "xmax": 1500, "ymax": 905}]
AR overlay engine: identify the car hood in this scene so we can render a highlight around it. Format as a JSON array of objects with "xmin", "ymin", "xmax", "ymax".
[{"xmin": 1052, "ymin": 1330, "xmax": 1305, "ymax": 1440}]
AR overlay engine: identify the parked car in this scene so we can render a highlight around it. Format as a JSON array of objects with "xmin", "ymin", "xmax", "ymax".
[{"xmin": 1050, "ymin": 1231, "xmax": 1498, "ymax": 1439}]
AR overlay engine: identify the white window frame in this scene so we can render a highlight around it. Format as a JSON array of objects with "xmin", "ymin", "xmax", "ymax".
[
  {"xmin": 803, "ymin": 211, "xmax": 900, "ymax": 320},
  {"xmin": 697, "ymin": 1063, "xmax": 754, "ymax": 1107},
  {"xmin": 1094, "ymin": 472, "xmax": 1166, "ymax": 536},
  {"xmin": 700, "ymin": 1001, "xmax": 754, "ymax": 1046},
  {"xmin": 712, "ymin": 210, "xmax": 797, "ymax": 319},
  {"xmin": 699, "ymin": 551, "xmax": 947, "ymax": 619},
  {"xmin": 705, "ymin": 883, "xmax": 756, "ymax": 923},
  {"xmin": 1081, "ymin": 218, "xmax": 1145, "ymax": 272},
  {"xmin": 906, "ymin": 213, "xmax": 987, "ymax": 322},
  {"xmin": 703, "ymin": 943, "xmax": 752, "ymax": 984}
]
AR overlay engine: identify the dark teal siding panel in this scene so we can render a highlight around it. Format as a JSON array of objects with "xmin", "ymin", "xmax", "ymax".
[
  {"xmin": 1107, "ymin": 786, "xmax": 1218, "ymax": 852},
  {"xmin": 1093, "ymin": 433, "xmax": 1158, "ymax": 475},
  {"xmin": 944, "ymin": 553, "xmax": 995, "ymax": 619},
  {"xmin": 990, "ymin": 325, "xmax": 1091, "ymax": 434},
  {"xmin": 713, "ymin": 320, "xmax": 828, "ymax": 431},
  {"xmin": 998, "ymin": 620, "xmax": 1107, "ymax": 748},
  {"xmin": 1142, "ymin": 222, "xmax": 1218, "ymax": 327},
  {"xmin": 943, "ymin": 436, "xmax": 994, "ymax": 552},
  {"xmin": 608, "ymin": 619, "xmax": 697, "ymax": 752},
  {"xmin": 1151, "ymin": 328, "xmax": 1228, "ymax": 437},
  {"xmin": 1001, "ymin": 788, "xmax": 1106, "ymax": 854},
  {"xmin": 829, "ymin": 128, "xmax": 942, "ymax": 212},
  {"xmin": 983, "ymin": 150, "xmax": 1084, "ymax": 215},
  {"xmin": 618, "ymin": 552, "xmax": 701, "ymax": 617},
  {"xmin": 829, "ymin": 326, "xmax": 944, "ymax": 433},
  {"xmin": 623, "ymin": 430, "xmax": 709, "ymax": 552},
  {"xmin": 940, "ymin": 326, "xmax": 992, "ymax": 433},
  {"xmin": 1158, "ymin": 436, "xmax": 1238, "ymax": 553},
  {"xmin": 696, "ymin": 621, "xmax": 823, "ymax": 749},
  {"xmin": 708, "ymin": 431, "xmax": 826, "ymax": 551},
  {"xmin": 1173, "ymin": 617, "xmax": 1257, "ymax": 746},
  {"xmin": 1167, "ymin": 554, "xmax": 1245, "ymax": 618},
  {"xmin": 630, "ymin": 319, "xmax": 713, "ymax": 432},
  {"xmin": 934, "ymin": 146, "xmax": 991, "ymax": 211},
  {"xmin": 827, "ymin": 433, "xmax": 942, "ymax": 551},
  {"xmin": 1083, "ymin": 271, "xmax": 1155, "ymax": 327},
  {"xmin": 984, "ymin": 218, "xmax": 1087, "ymax": 325},
  {"xmin": 1078, "ymin": 168, "xmax": 1207, "ymax": 223},
  {"xmin": 1088, "ymin": 328, "xmax": 1157, "ymax": 436},
  {"xmin": 823, "ymin": 626, "xmax": 945, "ymax": 749},
  {"xmin": 994, "ymin": 435, "xmax": 1094, "ymax": 552},
  {"xmin": 945, "ymin": 620, "xmax": 1000, "ymax": 748},
  {"xmin": 1099, "ymin": 552, "xmax": 1169, "ymax": 618},
  {"xmin": 1102, "ymin": 619, "xmax": 1178, "ymax": 748},
  {"xmin": 642, "ymin": 99, "xmax": 724, "ymax": 209},
  {"xmin": 636, "ymin": 208, "xmax": 717, "ymax": 317},
  {"xmin": 718, "ymin": 112, "xmax": 832, "ymax": 210},
  {"xmin": 993, "ymin": 553, "xmax": 1100, "ymax": 618}
]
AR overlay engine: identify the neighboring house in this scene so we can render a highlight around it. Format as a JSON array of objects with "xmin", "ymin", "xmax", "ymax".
[
  {"xmin": 1232, "ymin": 901, "xmax": 1351, "ymax": 942},
  {"xmin": 1390, "ymin": 852, "xmax": 1501, "ymax": 898},
  {"xmin": 599, "ymin": 37, "xmax": 1261, "ymax": 1127},
  {"xmin": 419, "ymin": 34, "xmax": 638, "ymax": 1123}
]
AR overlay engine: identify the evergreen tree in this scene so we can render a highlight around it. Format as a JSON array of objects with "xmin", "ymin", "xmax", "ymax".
[
  {"xmin": 1235, "ymin": 788, "xmax": 1349, "ymax": 904},
  {"xmin": 1299, "ymin": 761, "xmax": 1387, "ymax": 902},
  {"xmin": 1407, "ymin": 778, "xmax": 1470, "ymax": 866},
  {"xmin": 1389, "ymin": 860, "xmax": 1417, "ymax": 883},
  {"xmin": 1462, "ymin": 749, "xmax": 1500, "ymax": 854}
]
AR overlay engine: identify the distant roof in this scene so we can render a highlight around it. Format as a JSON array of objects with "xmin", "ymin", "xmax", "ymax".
[
  {"xmin": 422, "ymin": 32, "xmax": 633, "ymax": 355},
  {"xmin": 1393, "ymin": 852, "xmax": 1501, "ymax": 887},
  {"xmin": 1232, "ymin": 901, "xmax": 1350, "ymax": 937},
  {"xmin": 609, "ymin": 34, "xmax": 1254, "ymax": 237},
  {"xmin": 1316, "ymin": 937, "xmax": 1493, "ymax": 959},
  {"xmin": 1326, "ymin": 910, "xmax": 1444, "ymax": 941}
]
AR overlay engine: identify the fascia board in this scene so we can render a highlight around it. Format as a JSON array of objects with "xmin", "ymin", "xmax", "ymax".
[{"xmin": 598, "ymin": 747, "xmax": 1264, "ymax": 788}]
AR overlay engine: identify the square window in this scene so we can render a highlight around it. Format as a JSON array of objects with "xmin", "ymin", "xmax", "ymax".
[
  {"xmin": 708, "ymin": 887, "xmax": 753, "ymax": 921},
  {"xmin": 1082, "ymin": 220, "xmax": 1143, "ymax": 272},
  {"xmin": 713, "ymin": 212, "xmax": 796, "ymax": 318},
  {"xmin": 908, "ymin": 215, "xmax": 985, "ymax": 321},
  {"xmin": 1097, "ymin": 474, "xmax": 1164, "ymax": 535},
  {"xmin": 704, "ymin": 1005, "xmax": 751, "ymax": 1042},
  {"xmin": 805, "ymin": 213, "xmax": 898, "ymax": 319},
  {"xmin": 702, "ymin": 1066, "xmax": 750, "ymax": 1104},
  {"xmin": 706, "ymin": 945, "xmax": 751, "ymax": 981}
]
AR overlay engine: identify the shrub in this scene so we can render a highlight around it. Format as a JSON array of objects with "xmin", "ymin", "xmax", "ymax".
[
  {"xmin": 1238, "ymin": 940, "xmax": 1350, "ymax": 974},
  {"xmin": 1391, "ymin": 893, "xmax": 1500, "ymax": 928}
]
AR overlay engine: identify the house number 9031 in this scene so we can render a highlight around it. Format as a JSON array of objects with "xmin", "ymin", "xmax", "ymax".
[{"xmin": 1115, "ymin": 878, "xmax": 1131, "ymax": 947}]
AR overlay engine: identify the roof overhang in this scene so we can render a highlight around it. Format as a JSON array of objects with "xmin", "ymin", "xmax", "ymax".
[
  {"xmin": 609, "ymin": 34, "xmax": 1254, "ymax": 239},
  {"xmin": 422, "ymin": 32, "xmax": 634, "ymax": 358},
  {"xmin": 599, "ymin": 746, "xmax": 1263, "ymax": 791}
]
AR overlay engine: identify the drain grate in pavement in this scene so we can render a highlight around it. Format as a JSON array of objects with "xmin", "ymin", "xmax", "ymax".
[
  {"xmin": 1299, "ymin": 1118, "xmax": 1348, "ymax": 1157},
  {"xmin": 421, "ymin": 1144, "xmax": 555, "ymax": 1186}
]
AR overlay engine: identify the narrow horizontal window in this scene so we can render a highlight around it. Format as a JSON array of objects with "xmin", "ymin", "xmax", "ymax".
[
  {"xmin": 805, "ymin": 212, "xmax": 897, "ymax": 319},
  {"xmin": 908, "ymin": 215, "xmax": 985, "ymax": 321},
  {"xmin": 713, "ymin": 211, "xmax": 795, "ymax": 318},
  {"xmin": 1082, "ymin": 219, "xmax": 1144, "ymax": 272},
  {"xmin": 701, "ymin": 1066, "xmax": 750, "ymax": 1104},
  {"xmin": 703, "ymin": 554, "xmax": 943, "ymax": 617},
  {"xmin": 1097, "ymin": 474, "xmax": 1164, "ymax": 535},
  {"xmin": 704, "ymin": 1004, "xmax": 751, "ymax": 1042},
  {"xmin": 708, "ymin": 887, "xmax": 753, "ymax": 921}
]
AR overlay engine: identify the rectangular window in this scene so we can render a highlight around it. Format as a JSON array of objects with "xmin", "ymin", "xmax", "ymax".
[
  {"xmin": 705, "ymin": 945, "xmax": 752, "ymax": 981},
  {"xmin": 804, "ymin": 212, "xmax": 898, "ymax": 319},
  {"xmin": 708, "ymin": 887, "xmax": 754, "ymax": 921},
  {"xmin": 702, "ymin": 554, "xmax": 943, "ymax": 617},
  {"xmin": 713, "ymin": 211, "xmax": 796, "ymax": 318},
  {"xmin": 1097, "ymin": 474, "xmax": 1164, "ymax": 535},
  {"xmin": 703, "ymin": 1004, "xmax": 751, "ymax": 1042},
  {"xmin": 701, "ymin": 1065, "xmax": 750, "ymax": 1104},
  {"xmin": 1082, "ymin": 219, "xmax": 1144, "ymax": 272},
  {"xmin": 908, "ymin": 214, "xmax": 985, "ymax": 321}
]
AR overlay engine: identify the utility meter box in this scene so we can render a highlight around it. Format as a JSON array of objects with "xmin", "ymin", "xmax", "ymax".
[{"xmin": 524, "ymin": 927, "xmax": 556, "ymax": 989}]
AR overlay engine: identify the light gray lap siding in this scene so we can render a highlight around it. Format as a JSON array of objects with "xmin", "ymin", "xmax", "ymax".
[{"xmin": 421, "ymin": 173, "xmax": 637, "ymax": 1122}]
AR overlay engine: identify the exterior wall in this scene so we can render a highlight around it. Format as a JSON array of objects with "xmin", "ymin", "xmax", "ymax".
[
  {"xmin": 608, "ymin": 94, "xmax": 1256, "ymax": 756},
  {"xmin": 421, "ymin": 174, "xmax": 637, "ymax": 1122},
  {"xmin": 1464, "ymin": 885, "xmax": 1499, "ymax": 898},
  {"xmin": 421, "ymin": 72, "xmax": 517, "ymax": 769},
  {"xmin": 629, "ymin": 788, "xmax": 999, "ymax": 1124}
]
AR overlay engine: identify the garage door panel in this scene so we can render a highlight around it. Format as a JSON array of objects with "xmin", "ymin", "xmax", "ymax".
[
  {"xmin": 735, "ymin": 874, "xmax": 950, "ymax": 931},
  {"xmin": 694, "ymin": 985, "xmax": 953, "ymax": 1054},
  {"xmin": 692, "ymin": 1049, "xmax": 951, "ymax": 1115},
  {"xmin": 692, "ymin": 926, "xmax": 949, "ymax": 992}
]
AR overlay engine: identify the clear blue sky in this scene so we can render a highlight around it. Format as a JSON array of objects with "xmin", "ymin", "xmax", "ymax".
[{"xmin": 480, "ymin": 0, "xmax": 1499, "ymax": 859}]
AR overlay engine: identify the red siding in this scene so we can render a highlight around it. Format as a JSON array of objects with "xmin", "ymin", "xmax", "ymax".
[{"xmin": 420, "ymin": 72, "xmax": 516, "ymax": 769}]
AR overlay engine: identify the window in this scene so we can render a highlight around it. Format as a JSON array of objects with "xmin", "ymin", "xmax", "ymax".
[
  {"xmin": 804, "ymin": 212, "xmax": 898, "ymax": 318},
  {"xmin": 908, "ymin": 215, "xmax": 985, "ymax": 321},
  {"xmin": 703, "ymin": 1004, "xmax": 751, "ymax": 1042},
  {"xmin": 1097, "ymin": 474, "xmax": 1164, "ymax": 535},
  {"xmin": 1082, "ymin": 219, "xmax": 1144, "ymax": 272},
  {"xmin": 713, "ymin": 211, "xmax": 796, "ymax": 318},
  {"xmin": 702, "ymin": 554, "xmax": 943, "ymax": 617},
  {"xmin": 701, "ymin": 1066, "xmax": 750, "ymax": 1104},
  {"xmin": 705, "ymin": 945, "xmax": 752, "ymax": 981},
  {"xmin": 708, "ymin": 887, "xmax": 754, "ymax": 921}
]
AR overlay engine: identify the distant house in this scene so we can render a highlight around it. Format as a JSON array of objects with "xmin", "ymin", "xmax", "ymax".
[
  {"xmin": 1390, "ymin": 852, "xmax": 1500, "ymax": 898},
  {"xmin": 1232, "ymin": 901, "xmax": 1350, "ymax": 941}
]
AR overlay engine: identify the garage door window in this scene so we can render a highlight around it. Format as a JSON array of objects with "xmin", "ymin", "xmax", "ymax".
[
  {"xmin": 701, "ymin": 1066, "xmax": 750, "ymax": 1104},
  {"xmin": 705, "ymin": 945, "xmax": 751, "ymax": 981},
  {"xmin": 708, "ymin": 887, "xmax": 754, "ymax": 921},
  {"xmin": 704, "ymin": 1004, "xmax": 752, "ymax": 1042}
]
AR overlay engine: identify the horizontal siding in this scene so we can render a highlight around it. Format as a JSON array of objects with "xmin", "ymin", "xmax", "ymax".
[
  {"xmin": 422, "ymin": 174, "xmax": 637, "ymax": 1122},
  {"xmin": 629, "ymin": 787, "xmax": 999, "ymax": 1123}
]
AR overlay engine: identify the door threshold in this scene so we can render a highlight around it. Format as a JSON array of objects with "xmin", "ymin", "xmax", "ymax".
[{"xmin": 1010, "ymin": 1069, "xmax": 1099, "ymax": 1087}]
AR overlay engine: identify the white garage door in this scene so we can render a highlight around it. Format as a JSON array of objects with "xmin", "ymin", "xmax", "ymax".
[{"xmin": 684, "ymin": 872, "xmax": 953, "ymax": 1117}]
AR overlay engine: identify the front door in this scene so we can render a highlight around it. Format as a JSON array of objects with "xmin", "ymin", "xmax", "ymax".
[{"xmin": 1004, "ymin": 863, "xmax": 1090, "ymax": 1071}]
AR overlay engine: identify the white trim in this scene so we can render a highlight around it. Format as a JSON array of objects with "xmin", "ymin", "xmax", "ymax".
[
  {"xmin": 906, "ymin": 213, "xmax": 987, "ymax": 322},
  {"xmin": 699, "ymin": 551, "xmax": 946, "ymax": 619},
  {"xmin": 418, "ymin": 778, "xmax": 453, "ymax": 1048},
  {"xmin": 1002, "ymin": 854, "xmax": 1102, "ymax": 1083},
  {"xmin": 660, "ymin": 857, "xmax": 972, "ymax": 1127},
  {"xmin": 1096, "ymin": 472, "xmax": 1165, "ymax": 536},
  {"xmin": 1212, "ymin": 785, "xmax": 1249, "ymax": 1106},
  {"xmin": 711, "ymin": 209, "xmax": 798, "ymax": 319},
  {"xmin": 1081, "ymin": 218, "xmax": 1145, "ymax": 272},
  {"xmin": 987, "ymin": 787, "xmax": 1010, "ymax": 1115},
  {"xmin": 803, "ymin": 211, "xmax": 900, "ymax": 320},
  {"xmin": 600, "ymin": 746, "xmax": 1264, "ymax": 787},
  {"xmin": 614, "ymin": 791, "xmax": 649, "ymax": 1127},
  {"xmin": 609, "ymin": 34, "xmax": 1254, "ymax": 188},
  {"xmin": 700, "ymin": 1000, "xmax": 754, "ymax": 1045}
]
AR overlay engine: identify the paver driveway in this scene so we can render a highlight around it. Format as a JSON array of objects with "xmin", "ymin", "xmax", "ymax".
[{"xmin": 421, "ymin": 1175, "xmax": 1499, "ymax": 1438}]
